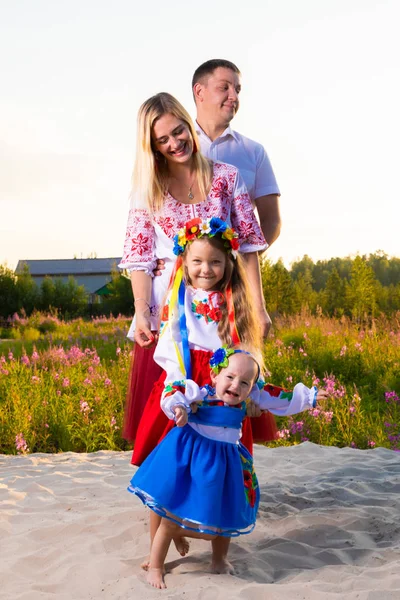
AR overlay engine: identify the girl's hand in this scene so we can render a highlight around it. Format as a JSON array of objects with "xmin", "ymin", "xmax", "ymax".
[
  {"xmin": 316, "ymin": 389, "xmax": 330, "ymax": 402},
  {"xmin": 134, "ymin": 314, "xmax": 158, "ymax": 348},
  {"xmin": 173, "ymin": 406, "xmax": 188, "ymax": 427},
  {"xmin": 246, "ymin": 401, "xmax": 262, "ymax": 418}
]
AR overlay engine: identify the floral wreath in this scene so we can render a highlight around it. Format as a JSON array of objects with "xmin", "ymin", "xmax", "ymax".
[
  {"xmin": 209, "ymin": 346, "xmax": 261, "ymax": 380},
  {"xmin": 173, "ymin": 217, "xmax": 239, "ymax": 258}
]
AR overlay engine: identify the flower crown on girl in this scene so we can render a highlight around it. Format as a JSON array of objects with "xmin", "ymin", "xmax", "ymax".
[{"xmin": 173, "ymin": 217, "xmax": 239, "ymax": 258}]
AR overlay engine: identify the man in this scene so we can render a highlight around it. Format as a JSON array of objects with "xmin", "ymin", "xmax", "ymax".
[{"xmin": 192, "ymin": 59, "xmax": 281, "ymax": 247}]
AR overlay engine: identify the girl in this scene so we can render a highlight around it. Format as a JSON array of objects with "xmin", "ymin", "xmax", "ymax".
[
  {"xmin": 118, "ymin": 92, "xmax": 276, "ymax": 446},
  {"xmin": 129, "ymin": 347, "xmax": 329, "ymax": 589},
  {"xmin": 131, "ymin": 216, "xmax": 264, "ymax": 466}
]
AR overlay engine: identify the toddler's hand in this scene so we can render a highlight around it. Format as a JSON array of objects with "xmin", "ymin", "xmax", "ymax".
[
  {"xmin": 246, "ymin": 401, "xmax": 262, "ymax": 418},
  {"xmin": 173, "ymin": 406, "xmax": 188, "ymax": 427},
  {"xmin": 316, "ymin": 389, "xmax": 330, "ymax": 402}
]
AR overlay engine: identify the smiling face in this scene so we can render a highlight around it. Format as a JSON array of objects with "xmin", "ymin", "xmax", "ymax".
[
  {"xmin": 195, "ymin": 67, "xmax": 241, "ymax": 128},
  {"xmin": 152, "ymin": 113, "xmax": 193, "ymax": 165},
  {"xmin": 211, "ymin": 352, "xmax": 259, "ymax": 406},
  {"xmin": 183, "ymin": 238, "xmax": 227, "ymax": 291}
]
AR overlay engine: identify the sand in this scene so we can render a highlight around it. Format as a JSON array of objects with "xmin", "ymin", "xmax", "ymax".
[{"xmin": 1, "ymin": 442, "xmax": 400, "ymax": 599}]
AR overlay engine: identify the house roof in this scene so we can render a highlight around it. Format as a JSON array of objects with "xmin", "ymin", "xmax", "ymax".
[{"xmin": 15, "ymin": 258, "xmax": 122, "ymax": 276}]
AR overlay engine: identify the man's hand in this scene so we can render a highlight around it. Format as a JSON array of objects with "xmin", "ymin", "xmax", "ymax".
[
  {"xmin": 173, "ymin": 406, "xmax": 188, "ymax": 427},
  {"xmin": 153, "ymin": 259, "xmax": 165, "ymax": 277},
  {"xmin": 258, "ymin": 306, "xmax": 272, "ymax": 339}
]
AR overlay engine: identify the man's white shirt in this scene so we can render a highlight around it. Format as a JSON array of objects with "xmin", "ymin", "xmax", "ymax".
[{"xmin": 196, "ymin": 122, "xmax": 280, "ymax": 205}]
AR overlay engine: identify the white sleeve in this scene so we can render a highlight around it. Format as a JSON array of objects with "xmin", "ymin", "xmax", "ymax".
[
  {"xmin": 254, "ymin": 145, "xmax": 280, "ymax": 198},
  {"xmin": 250, "ymin": 382, "xmax": 317, "ymax": 417},
  {"xmin": 230, "ymin": 170, "xmax": 268, "ymax": 253},
  {"xmin": 161, "ymin": 380, "xmax": 208, "ymax": 420}
]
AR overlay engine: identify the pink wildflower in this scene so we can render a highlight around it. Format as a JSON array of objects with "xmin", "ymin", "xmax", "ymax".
[
  {"xmin": 56, "ymin": 390, "xmax": 61, "ymax": 396},
  {"xmin": 340, "ymin": 345, "xmax": 347, "ymax": 356},
  {"xmin": 322, "ymin": 411, "xmax": 333, "ymax": 423},
  {"xmin": 367, "ymin": 440, "xmax": 376, "ymax": 448},
  {"xmin": 31, "ymin": 376, "xmax": 40, "ymax": 384},
  {"xmin": 21, "ymin": 354, "xmax": 30, "ymax": 366},
  {"xmin": 62, "ymin": 378, "xmax": 70, "ymax": 387},
  {"xmin": 8, "ymin": 351, "xmax": 14, "ymax": 361},
  {"xmin": 15, "ymin": 433, "xmax": 29, "ymax": 454},
  {"xmin": 31, "ymin": 351, "xmax": 39, "ymax": 361},
  {"xmin": 104, "ymin": 378, "xmax": 112, "ymax": 386},
  {"xmin": 80, "ymin": 400, "xmax": 90, "ymax": 414},
  {"xmin": 286, "ymin": 375, "xmax": 293, "ymax": 383},
  {"xmin": 277, "ymin": 429, "xmax": 290, "ymax": 439},
  {"xmin": 83, "ymin": 378, "xmax": 92, "ymax": 385},
  {"xmin": 116, "ymin": 347, "xmax": 121, "ymax": 355}
]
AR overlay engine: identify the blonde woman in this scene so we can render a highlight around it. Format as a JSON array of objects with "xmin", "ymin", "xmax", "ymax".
[{"xmin": 119, "ymin": 92, "xmax": 277, "ymax": 450}]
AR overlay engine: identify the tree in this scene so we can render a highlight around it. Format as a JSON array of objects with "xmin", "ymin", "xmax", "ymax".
[
  {"xmin": 0, "ymin": 266, "xmax": 17, "ymax": 319},
  {"xmin": 101, "ymin": 267, "xmax": 134, "ymax": 316},
  {"xmin": 261, "ymin": 258, "xmax": 294, "ymax": 314},
  {"xmin": 322, "ymin": 267, "xmax": 346, "ymax": 316},
  {"xmin": 346, "ymin": 256, "xmax": 377, "ymax": 321}
]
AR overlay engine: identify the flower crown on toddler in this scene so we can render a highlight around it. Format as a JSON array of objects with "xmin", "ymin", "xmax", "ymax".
[
  {"xmin": 209, "ymin": 346, "xmax": 261, "ymax": 383},
  {"xmin": 173, "ymin": 217, "xmax": 239, "ymax": 258}
]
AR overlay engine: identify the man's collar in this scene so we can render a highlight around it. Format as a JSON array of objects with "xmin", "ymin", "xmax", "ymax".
[{"xmin": 195, "ymin": 120, "xmax": 239, "ymax": 143}]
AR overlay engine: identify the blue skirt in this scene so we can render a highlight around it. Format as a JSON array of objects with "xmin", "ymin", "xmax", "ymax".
[{"xmin": 128, "ymin": 422, "xmax": 259, "ymax": 537}]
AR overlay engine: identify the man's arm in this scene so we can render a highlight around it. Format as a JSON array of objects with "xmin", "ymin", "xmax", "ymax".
[{"xmin": 255, "ymin": 194, "xmax": 281, "ymax": 247}]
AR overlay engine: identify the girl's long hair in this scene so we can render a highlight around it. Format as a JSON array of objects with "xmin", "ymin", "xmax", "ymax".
[
  {"xmin": 182, "ymin": 237, "xmax": 263, "ymax": 358},
  {"xmin": 132, "ymin": 92, "xmax": 212, "ymax": 212}
]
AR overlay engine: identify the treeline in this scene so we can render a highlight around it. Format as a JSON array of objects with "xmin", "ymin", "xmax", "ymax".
[
  {"xmin": 2, "ymin": 251, "xmax": 399, "ymax": 322},
  {"xmin": 261, "ymin": 251, "xmax": 400, "ymax": 319},
  {"xmin": 0, "ymin": 265, "xmax": 133, "ymax": 321}
]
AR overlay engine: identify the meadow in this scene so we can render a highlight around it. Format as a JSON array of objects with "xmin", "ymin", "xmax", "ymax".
[{"xmin": 1, "ymin": 312, "xmax": 399, "ymax": 455}]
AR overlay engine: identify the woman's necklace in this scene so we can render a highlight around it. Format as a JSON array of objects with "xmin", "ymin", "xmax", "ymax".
[{"xmin": 188, "ymin": 173, "xmax": 196, "ymax": 200}]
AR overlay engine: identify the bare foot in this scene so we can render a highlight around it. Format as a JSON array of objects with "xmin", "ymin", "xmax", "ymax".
[
  {"xmin": 173, "ymin": 536, "xmax": 189, "ymax": 557},
  {"xmin": 211, "ymin": 557, "xmax": 235, "ymax": 575},
  {"xmin": 146, "ymin": 567, "xmax": 167, "ymax": 589}
]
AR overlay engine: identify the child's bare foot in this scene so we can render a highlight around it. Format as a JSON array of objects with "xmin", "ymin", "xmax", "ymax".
[
  {"xmin": 141, "ymin": 537, "xmax": 188, "ymax": 570},
  {"xmin": 173, "ymin": 536, "xmax": 190, "ymax": 557},
  {"xmin": 146, "ymin": 567, "xmax": 166, "ymax": 589},
  {"xmin": 211, "ymin": 557, "xmax": 235, "ymax": 575}
]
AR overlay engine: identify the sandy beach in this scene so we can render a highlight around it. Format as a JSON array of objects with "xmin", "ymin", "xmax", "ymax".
[{"xmin": 1, "ymin": 442, "xmax": 400, "ymax": 599}]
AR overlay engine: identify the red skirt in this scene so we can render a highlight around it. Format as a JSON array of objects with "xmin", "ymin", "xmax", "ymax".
[
  {"xmin": 251, "ymin": 412, "xmax": 278, "ymax": 443},
  {"xmin": 122, "ymin": 342, "xmax": 163, "ymax": 443},
  {"xmin": 132, "ymin": 348, "xmax": 259, "ymax": 466}
]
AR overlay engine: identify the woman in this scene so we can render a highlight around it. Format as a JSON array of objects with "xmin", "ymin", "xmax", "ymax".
[{"xmin": 119, "ymin": 92, "xmax": 277, "ymax": 448}]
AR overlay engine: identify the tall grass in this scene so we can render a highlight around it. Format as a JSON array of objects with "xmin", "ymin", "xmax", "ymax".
[{"xmin": 1, "ymin": 312, "xmax": 399, "ymax": 454}]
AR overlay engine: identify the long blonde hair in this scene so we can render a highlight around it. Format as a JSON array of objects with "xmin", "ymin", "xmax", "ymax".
[{"xmin": 132, "ymin": 92, "xmax": 212, "ymax": 213}]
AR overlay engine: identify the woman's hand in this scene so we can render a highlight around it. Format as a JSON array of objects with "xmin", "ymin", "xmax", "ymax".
[
  {"xmin": 153, "ymin": 259, "xmax": 165, "ymax": 277},
  {"xmin": 134, "ymin": 313, "xmax": 158, "ymax": 348},
  {"xmin": 173, "ymin": 406, "xmax": 188, "ymax": 427}
]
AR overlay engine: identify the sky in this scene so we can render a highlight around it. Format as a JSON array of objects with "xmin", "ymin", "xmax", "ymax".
[{"xmin": 1, "ymin": 0, "xmax": 399, "ymax": 270}]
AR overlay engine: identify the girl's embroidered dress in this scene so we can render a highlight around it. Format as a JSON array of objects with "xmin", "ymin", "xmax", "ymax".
[
  {"xmin": 119, "ymin": 161, "xmax": 276, "ymax": 445},
  {"xmin": 129, "ymin": 382, "xmax": 318, "ymax": 536}
]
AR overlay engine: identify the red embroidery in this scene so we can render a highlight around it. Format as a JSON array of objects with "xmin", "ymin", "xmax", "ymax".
[{"xmin": 119, "ymin": 163, "xmax": 265, "ymax": 267}]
